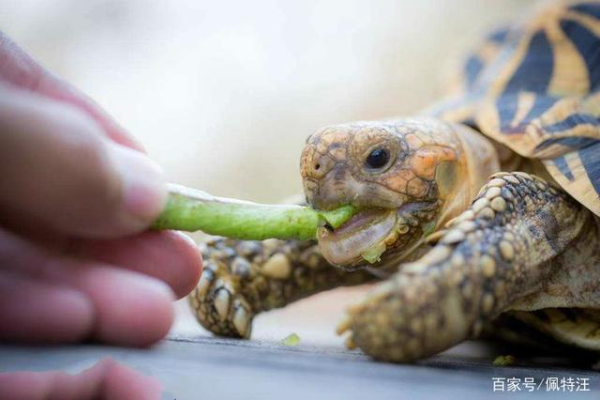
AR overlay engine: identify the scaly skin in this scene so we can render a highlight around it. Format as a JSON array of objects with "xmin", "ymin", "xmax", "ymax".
[
  {"xmin": 190, "ymin": 0, "xmax": 600, "ymax": 361},
  {"xmin": 189, "ymin": 237, "xmax": 376, "ymax": 338},
  {"xmin": 191, "ymin": 116, "xmax": 600, "ymax": 361},
  {"xmin": 337, "ymin": 172, "xmax": 591, "ymax": 362},
  {"xmin": 192, "ymin": 118, "xmax": 499, "ymax": 346}
]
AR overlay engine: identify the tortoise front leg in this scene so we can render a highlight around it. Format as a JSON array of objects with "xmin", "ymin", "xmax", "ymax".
[
  {"xmin": 190, "ymin": 237, "xmax": 375, "ymax": 338},
  {"xmin": 338, "ymin": 172, "xmax": 592, "ymax": 362}
]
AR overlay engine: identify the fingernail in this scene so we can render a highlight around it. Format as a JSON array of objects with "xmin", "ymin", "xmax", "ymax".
[{"xmin": 109, "ymin": 144, "xmax": 167, "ymax": 222}]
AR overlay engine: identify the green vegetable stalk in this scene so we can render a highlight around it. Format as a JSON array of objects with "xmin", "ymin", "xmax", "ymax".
[{"xmin": 151, "ymin": 184, "xmax": 356, "ymax": 241}]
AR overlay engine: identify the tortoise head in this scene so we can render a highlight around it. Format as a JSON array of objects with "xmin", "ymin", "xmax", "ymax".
[{"xmin": 300, "ymin": 117, "xmax": 499, "ymax": 269}]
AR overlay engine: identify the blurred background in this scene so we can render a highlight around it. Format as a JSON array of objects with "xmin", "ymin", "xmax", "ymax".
[{"xmin": 1, "ymin": 0, "xmax": 532, "ymax": 346}]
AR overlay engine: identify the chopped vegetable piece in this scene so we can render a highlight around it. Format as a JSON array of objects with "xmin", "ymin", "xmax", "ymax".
[
  {"xmin": 281, "ymin": 333, "xmax": 301, "ymax": 346},
  {"xmin": 493, "ymin": 355, "xmax": 516, "ymax": 366},
  {"xmin": 361, "ymin": 242, "xmax": 387, "ymax": 264}
]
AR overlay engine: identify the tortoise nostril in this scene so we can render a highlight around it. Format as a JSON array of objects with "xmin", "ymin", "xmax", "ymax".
[{"xmin": 315, "ymin": 163, "xmax": 320, "ymax": 170}]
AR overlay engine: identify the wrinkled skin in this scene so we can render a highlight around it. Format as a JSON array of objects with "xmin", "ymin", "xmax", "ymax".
[
  {"xmin": 191, "ymin": 0, "xmax": 600, "ymax": 361},
  {"xmin": 190, "ymin": 117, "xmax": 600, "ymax": 362}
]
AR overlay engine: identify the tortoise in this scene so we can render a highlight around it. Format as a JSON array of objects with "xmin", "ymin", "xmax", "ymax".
[{"xmin": 189, "ymin": 0, "xmax": 600, "ymax": 363}]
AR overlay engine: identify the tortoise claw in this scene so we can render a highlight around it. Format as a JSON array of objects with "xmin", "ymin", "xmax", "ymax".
[
  {"xmin": 344, "ymin": 333, "xmax": 357, "ymax": 350},
  {"xmin": 336, "ymin": 315, "xmax": 353, "ymax": 336},
  {"xmin": 189, "ymin": 258, "xmax": 255, "ymax": 338},
  {"xmin": 213, "ymin": 287, "xmax": 232, "ymax": 322},
  {"xmin": 232, "ymin": 302, "xmax": 252, "ymax": 338},
  {"xmin": 196, "ymin": 268, "xmax": 214, "ymax": 297}
]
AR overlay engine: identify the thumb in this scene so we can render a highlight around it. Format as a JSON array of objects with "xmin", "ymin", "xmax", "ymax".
[{"xmin": 0, "ymin": 84, "xmax": 167, "ymax": 238}]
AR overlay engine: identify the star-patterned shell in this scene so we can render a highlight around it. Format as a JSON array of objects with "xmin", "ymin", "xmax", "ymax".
[{"xmin": 434, "ymin": 1, "xmax": 600, "ymax": 216}]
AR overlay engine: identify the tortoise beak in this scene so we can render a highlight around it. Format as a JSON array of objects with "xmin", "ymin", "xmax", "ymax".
[{"xmin": 317, "ymin": 209, "xmax": 397, "ymax": 267}]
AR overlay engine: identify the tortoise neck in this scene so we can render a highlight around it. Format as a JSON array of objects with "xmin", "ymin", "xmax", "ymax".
[{"xmin": 435, "ymin": 123, "xmax": 501, "ymax": 229}]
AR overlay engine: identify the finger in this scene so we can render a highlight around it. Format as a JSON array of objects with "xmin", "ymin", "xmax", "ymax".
[
  {"xmin": 100, "ymin": 359, "xmax": 163, "ymax": 400},
  {"xmin": 77, "ymin": 266, "xmax": 175, "ymax": 346},
  {"xmin": 0, "ymin": 370, "xmax": 97, "ymax": 400},
  {"xmin": 0, "ymin": 32, "xmax": 144, "ymax": 151},
  {"xmin": 0, "ymin": 268, "xmax": 175, "ymax": 346},
  {"xmin": 69, "ymin": 231, "xmax": 203, "ymax": 299},
  {"xmin": 0, "ymin": 272, "xmax": 93, "ymax": 343},
  {"xmin": 0, "ymin": 85, "xmax": 167, "ymax": 238},
  {"xmin": 0, "ymin": 229, "xmax": 175, "ymax": 346},
  {"xmin": 0, "ymin": 358, "xmax": 162, "ymax": 400}
]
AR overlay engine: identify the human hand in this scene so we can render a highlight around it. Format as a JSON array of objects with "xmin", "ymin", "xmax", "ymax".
[
  {"xmin": 0, "ymin": 32, "xmax": 203, "ymax": 346},
  {"xmin": 0, "ymin": 358, "xmax": 163, "ymax": 400}
]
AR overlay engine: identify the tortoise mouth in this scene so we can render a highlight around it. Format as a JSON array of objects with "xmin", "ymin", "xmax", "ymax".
[{"xmin": 317, "ymin": 208, "xmax": 398, "ymax": 267}]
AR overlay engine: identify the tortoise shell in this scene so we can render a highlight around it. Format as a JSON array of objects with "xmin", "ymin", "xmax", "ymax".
[{"xmin": 434, "ymin": 1, "xmax": 600, "ymax": 216}]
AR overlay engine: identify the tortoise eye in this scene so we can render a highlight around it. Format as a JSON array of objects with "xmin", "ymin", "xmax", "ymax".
[{"xmin": 365, "ymin": 148, "xmax": 390, "ymax": 169}]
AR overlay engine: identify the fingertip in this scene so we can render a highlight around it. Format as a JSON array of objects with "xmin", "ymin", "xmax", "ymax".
[
  {"xmin": 81, "ymin": 268, "xmax": 175, "ymax": 346},
  {"xmin": 108, "ymin": 144, "xmax": 167, "ymax": 225},
  {"xmin": 70, "ymin": 230, "xmax": 202, "ymax": 299},
  {"xmin": 0, "ymin": 86, "xmax": 166, "ymax": 239},
  {"xmin": 163, "ymin": 231, "xmax": 203, "ymax": 298}
]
